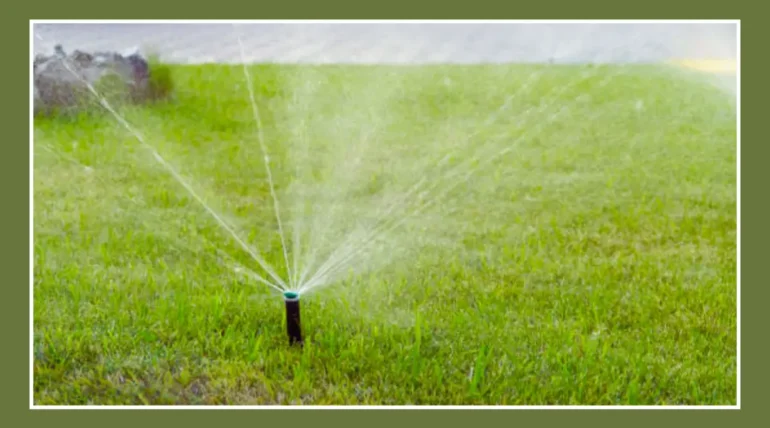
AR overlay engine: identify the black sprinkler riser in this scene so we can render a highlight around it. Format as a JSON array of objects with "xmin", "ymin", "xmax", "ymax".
[{"xmin": 284, "ymin": 292, "xmax": 303, "ymax": 347}]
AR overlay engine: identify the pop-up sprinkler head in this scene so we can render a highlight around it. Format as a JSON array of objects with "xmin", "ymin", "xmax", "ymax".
[{"xmin": 283, "ymin": 291, "xmax": 303, "ymax": 347}]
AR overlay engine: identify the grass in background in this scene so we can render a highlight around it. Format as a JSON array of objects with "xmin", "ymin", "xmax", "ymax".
[{"xmin": 33, "ymin": 62, "xmax": 737, "ymax": 405}]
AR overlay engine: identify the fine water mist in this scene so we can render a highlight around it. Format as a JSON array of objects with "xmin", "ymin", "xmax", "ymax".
[{"xmin": 33, "ymin": 21, "xmax": 738, "ymax": 302}]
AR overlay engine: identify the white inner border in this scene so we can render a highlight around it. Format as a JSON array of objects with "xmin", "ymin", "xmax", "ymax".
[{"xmin": 29, "ymin": 19, "xmax": 741, "ymax": 410}]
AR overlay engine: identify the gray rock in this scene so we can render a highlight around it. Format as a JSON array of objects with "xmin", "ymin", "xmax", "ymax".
[{"xmin": 34, "ymin": 45, "xmax": 153, "ymax": 115}]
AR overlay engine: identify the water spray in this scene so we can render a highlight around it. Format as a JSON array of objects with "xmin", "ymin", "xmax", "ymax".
[{"xmin": 283, "ymin": 291, "xmax": 303, "ymax": 346}]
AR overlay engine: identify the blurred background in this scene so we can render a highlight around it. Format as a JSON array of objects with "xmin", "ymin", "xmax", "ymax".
[{"xmin": 33, "ymin": 22, "xmax": 737, "ymax": 66}]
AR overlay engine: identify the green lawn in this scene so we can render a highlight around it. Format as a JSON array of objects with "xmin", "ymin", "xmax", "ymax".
[{"xmin": 33, "ymin": 62, "xmax": 737, "ymax": 405}]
